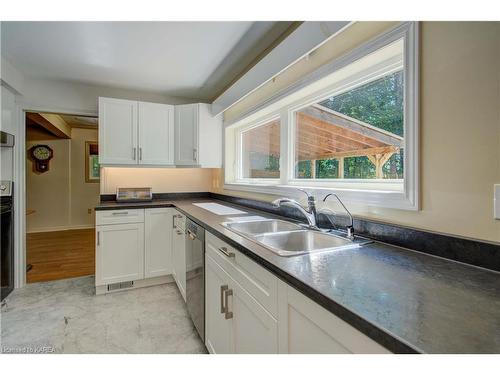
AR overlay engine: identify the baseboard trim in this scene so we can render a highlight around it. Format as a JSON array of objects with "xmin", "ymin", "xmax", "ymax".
[
  {"xmin": 95, "ymin": 275, "xmax": 174, "ymax": 295},
  {"xmin": 27, "ymin": 225, "xmax": 95, "ymax": 234}
]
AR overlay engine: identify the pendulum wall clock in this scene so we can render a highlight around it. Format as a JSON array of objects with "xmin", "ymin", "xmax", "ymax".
[{"xmin": 29, "ymin": 144, "xmax": 54, "ymax": 173}]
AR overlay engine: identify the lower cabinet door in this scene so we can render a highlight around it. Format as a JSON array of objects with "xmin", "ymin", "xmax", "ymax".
[
  {"xmin": 172, "ymin": 223, "xmax": 186, "ymax": 301},
  {"xmin": 144, "ymin": 208, "xmax": 173, "ymax": 278},
  {"xmin": 95, "ymin": 223, "xmax": 144, "ymax": 286},
  {"xmin": 205, "ymin": 253, "xmax": 279, "ymax": 354},
  {"xmin": 277, "ymin": 280, "xmax": 390, "ymax": 354},
  {"xmin": 205, "ymin": 254, "xmax": 232, "ymax": 354},
  {"xmin": 231, "ymin": 280, "xmax": 278, "ymax": 354}
]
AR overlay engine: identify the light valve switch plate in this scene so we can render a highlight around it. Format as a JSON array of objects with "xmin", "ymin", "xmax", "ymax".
[{"xmin": 495, "ymin": 184, "xmax": 500, "ymax": 219}]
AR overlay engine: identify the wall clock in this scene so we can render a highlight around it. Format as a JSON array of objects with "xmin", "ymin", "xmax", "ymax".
[{"xmin": 29, "ymin": 144, "xmax": 54, "ymax": 173}]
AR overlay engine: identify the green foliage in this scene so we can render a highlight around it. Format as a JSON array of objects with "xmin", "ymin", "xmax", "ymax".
[
  {"xmin": 318, "ymin": 70, "xmax": 405, "ymax": 179},
  {"xmin": 320, "ymin": 70, "xmax": 404, "ymax": 136}
]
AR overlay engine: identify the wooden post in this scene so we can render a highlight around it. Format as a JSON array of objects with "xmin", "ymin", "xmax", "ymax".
[
  {"xmin": 337, "ymin": 157, "xmax": 344, "ymax": 179},
  {"xmin": 311, "ymin": 159, "xmax": 316, "ymax": 178},
  {"xmin": 367, "ymin": 153, "xmax": 394, "ymax": 179}
]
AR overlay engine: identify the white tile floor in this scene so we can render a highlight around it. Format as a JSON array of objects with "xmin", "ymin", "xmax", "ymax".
[{"xmin": 0, "ymin": 276, "xmax": 207, "ymax": 354}]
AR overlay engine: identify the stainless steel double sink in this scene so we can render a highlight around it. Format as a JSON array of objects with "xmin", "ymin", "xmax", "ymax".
[{"xmin": 221, "ymin": 219, "xmax": 371, "ymax": 257}]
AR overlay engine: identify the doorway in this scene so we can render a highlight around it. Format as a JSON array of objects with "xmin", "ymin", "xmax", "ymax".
[{"xmin": 25, "ymin": 112, "xmax": 99, "ymax": 283}]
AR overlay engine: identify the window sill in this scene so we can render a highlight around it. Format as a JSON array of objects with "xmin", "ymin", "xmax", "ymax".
[{"xmin": 223, "ymin": 182, "xmax": 418, "ymax": 211}]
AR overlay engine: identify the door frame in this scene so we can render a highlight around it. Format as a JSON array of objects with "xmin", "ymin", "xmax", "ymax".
[{"xmin": 14, "ymin": 104, "xmax": 97, "ymax": 289}]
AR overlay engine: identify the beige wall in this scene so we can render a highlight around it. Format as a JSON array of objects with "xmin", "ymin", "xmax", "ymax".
[
  {"xmin": 213, "ymin": 22, "xmax": 500, "ymax": 243},
  {"xmin": 100, "ymin": 167, "xmax": 214, "ymax": 194},
  {"xmin": 26, "ymin": 128, "xmax": 99, "ymax": 232}
]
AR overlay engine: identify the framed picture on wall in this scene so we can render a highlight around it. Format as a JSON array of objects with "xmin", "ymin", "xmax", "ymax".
[{"xmin": 85, "ymin": 141, "xmax": 100, "ymax": 183}]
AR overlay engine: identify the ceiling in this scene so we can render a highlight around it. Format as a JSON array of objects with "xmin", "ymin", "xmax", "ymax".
[
  {"xmin": 1, "ymin": 21, "xmax": 293, "ymax": 100},
  {"xmin": 59, "ymin": 115, "xmax": 98, "ymax": 129}
]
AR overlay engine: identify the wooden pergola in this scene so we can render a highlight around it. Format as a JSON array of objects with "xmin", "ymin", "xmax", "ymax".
[{"xmin": 245, "ymin": 104, "xmax": 403, "ymax": 178}]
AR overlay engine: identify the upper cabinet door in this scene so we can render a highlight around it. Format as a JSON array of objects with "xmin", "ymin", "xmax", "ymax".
[
  {"xmin": 174, "ymin": 103, "xmax": 199, "ymax": 166},
  {"xmin": 99, "ymin": 97, "xmax": 138, "ymax": 165},
  {"xmin": 138, "ymin": 102, "xmax": 174, "ymax": 165}
]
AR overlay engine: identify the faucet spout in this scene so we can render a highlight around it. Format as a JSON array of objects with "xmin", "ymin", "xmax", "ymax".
[{"xmin": 272, "ymin": 197, "xmax": 318, "ymax": 228}]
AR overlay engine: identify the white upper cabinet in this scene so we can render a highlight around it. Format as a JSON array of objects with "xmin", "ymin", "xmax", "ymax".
[
  {"xmin": 99, "ymin": 97, "xmax": 174, "ymax": 166},
  {"xmin": 174, "ymin": 103, "xmax": 198, "ymax": 166},
  {"xmin": 99, "ymin": 97, "xmax": 138, "ymax": 165},
  {"xmin": 100, "ymin": 98, "xmax": 221, "ymax": 167},
  {"xmin": 175, "ymin": 103, "xmax": 222, "ymax": 168},
  {"xmin": 138, "ymin": 101, "xmax": 174, "ymax": 165}
]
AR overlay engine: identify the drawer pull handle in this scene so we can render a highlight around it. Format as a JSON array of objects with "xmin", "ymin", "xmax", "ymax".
[
  {"xmin": 112, "ymin": 211, "xmax": 129, "ymax": 216},
  {"xmin": 224, "ymin": 288, "xmax": 233, "ymax": 320},
  {"xmin": 220, "ymin": 285, "xmax": 228, "ymax": 313},
  {"xmin": 176, "ymin": 230, "xmax": 183, "ymax": 235},
  {"xmin": 219, "ymin": 246, "xmax": 235, "ymax": 258}
]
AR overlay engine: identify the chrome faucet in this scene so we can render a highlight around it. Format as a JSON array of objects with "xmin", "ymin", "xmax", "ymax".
[
  {"xmin": 322, "ymin": 193, "xmax": 354, "ymax": 240},
  {"xmin": 272, "ymin": 190, "xmax": 355, "ymax": 240},
  {"xmin": 272, "ymin": 190, "xmax": 318, "ymax": 228}
]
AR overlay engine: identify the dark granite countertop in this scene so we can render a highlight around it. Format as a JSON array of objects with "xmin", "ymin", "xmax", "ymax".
[
  {"xmin": 95, "ymin": 199, "xmax": 177, "ymax": 210},
  {"xmin": 95, "ymin": 198, "xmax": 500, "ymax": 353}
]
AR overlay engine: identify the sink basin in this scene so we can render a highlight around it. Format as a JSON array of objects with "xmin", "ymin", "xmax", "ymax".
[
  {"xmin": 221, "ymin": 218, "xmax": 370, "ymax": 257},
  {"xmin": 221, "ymin": 219, "xmax": 302, "ymax": 236},
  {"xmin": 253, "ymin": 230, "xmax": 360, "ymax": 256}
]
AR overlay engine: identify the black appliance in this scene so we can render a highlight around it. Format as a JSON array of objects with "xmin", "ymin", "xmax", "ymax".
[{"xmin": 1, "ymin": 180, "xmax": 14, "ymax": 301}]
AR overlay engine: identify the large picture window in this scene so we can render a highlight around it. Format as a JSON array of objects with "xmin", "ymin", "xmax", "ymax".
[
  {"xmin": 293, "ymin": 69, "xmax": 404, "ymax": 181},
  {"xmin": 240, "ymin": 118, "xmax": 280, "ymax": 179},
  {"xmin": 225, "ymin": 22, "xmax": 419, "ymax": 210}
]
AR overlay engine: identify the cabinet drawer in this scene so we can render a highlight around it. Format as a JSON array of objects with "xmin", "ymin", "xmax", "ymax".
[
  {"xmin": 206, "ymin": 232, "xmax": 278, "ymax": 317},
  {"xmin": 96, "ymin": 209, "xmax": 145, "ymax": 225}
]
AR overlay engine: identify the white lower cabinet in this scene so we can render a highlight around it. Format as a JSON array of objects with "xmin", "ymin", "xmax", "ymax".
[
  {"xmin": 205, "ymin": 255, "xmax": 232, "ymax": 353},
  {"xmin": 204, "ymin": 232, "xmax": 391, "ymax": 354},
  {"xmin": 172, "ymin": 211, "xmax": 186, "ymax": 301},
  {"xmin": 96, "ymin": 222, "xmax": 144, "ymax": 286},
  {"xmin": 231, "ymin": 278, "xmax": 278, "ymax": 353},
  {"xmin": 205, "ymin": 253, "xmax": 278, "ymax": 354},
  {"xmin": 277, "ymin": 280, "xmax": 390, "ymax": 354},
  {"xmin": 95, "ymin": 208, "xmax": 174, "ymax": 292},
  {"xmin": 145, "ymin": 208, "xmax": 173, "ymax": 278}
]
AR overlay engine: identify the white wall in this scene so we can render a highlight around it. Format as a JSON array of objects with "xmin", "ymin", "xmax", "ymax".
[{"xmin": 20, "ymin": 77, "xmax": 196, "ymax": 115}]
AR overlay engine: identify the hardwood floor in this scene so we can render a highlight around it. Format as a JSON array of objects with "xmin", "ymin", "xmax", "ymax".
[{"xmin": 26, "ymin": 228, "xmax": 95, "ymax": 283}]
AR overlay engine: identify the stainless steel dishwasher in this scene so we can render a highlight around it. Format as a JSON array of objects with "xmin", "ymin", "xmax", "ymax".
[{"xmin": 185, "ymin": 218, "xmax": 205, "ymax": 342}]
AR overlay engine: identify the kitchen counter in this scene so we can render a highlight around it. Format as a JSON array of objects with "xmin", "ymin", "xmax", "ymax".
[{"xmin": 95, "ymin": 198, "xmax": 500, "ymax": 353}]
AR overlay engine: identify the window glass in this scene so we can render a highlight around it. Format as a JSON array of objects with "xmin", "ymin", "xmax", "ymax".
[
  {"xmin": 241, "ymin": 119, "xmax": 280, "ymax": 179},
  {"xmin": 294, "ymin": 70, "xmax": 404, "ymax": 180}
]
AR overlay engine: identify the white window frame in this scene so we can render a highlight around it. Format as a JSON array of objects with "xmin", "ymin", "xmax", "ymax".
[{"xmin": 224, "ymin": 22, "xmax": 419, "ymax": 210}]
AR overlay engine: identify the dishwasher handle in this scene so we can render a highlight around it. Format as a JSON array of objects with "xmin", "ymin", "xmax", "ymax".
[{"xmin": 186, "ymin": 228, "xmax": 197, "ymax": 240}]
